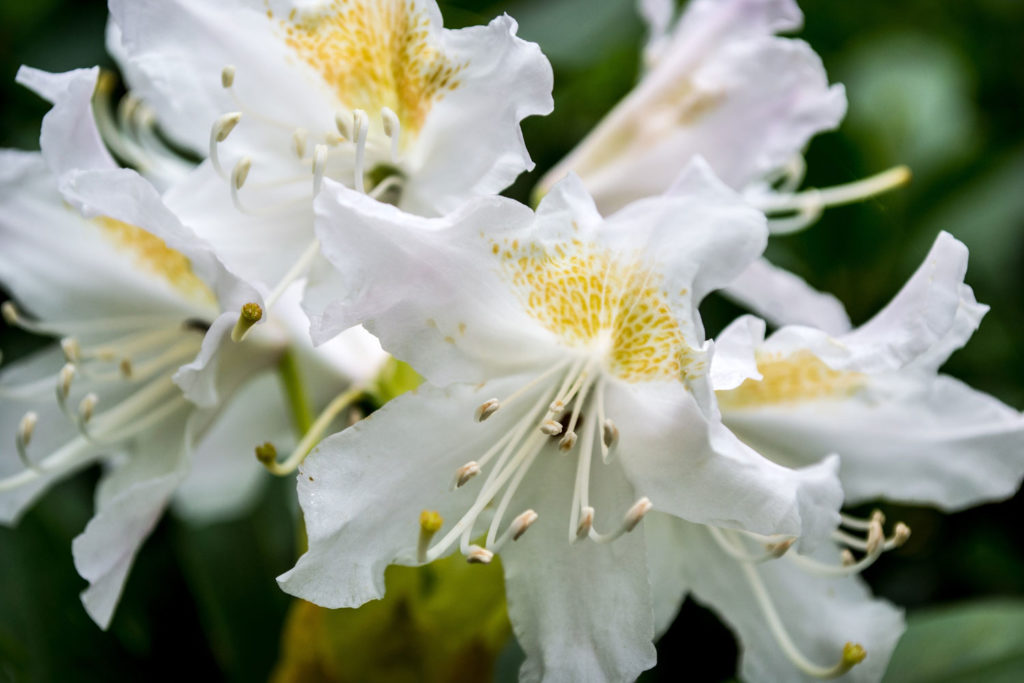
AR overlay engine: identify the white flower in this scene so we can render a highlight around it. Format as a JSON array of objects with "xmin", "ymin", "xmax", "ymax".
[
  {"xmin": 0, "ymin": 66, "xmax": 385, "ymax": 628},
  {"xmin": 540, "ymin": 0, "xmax": 845, "ymax": 215},
  {"xmin": 645, "ymin": 231, "xmax": 1023, "ymax": 681},
  {"xmin": 276, "ymin": 162, "xmax": 844, "ymax": 681},
  {"xmin": 538, "ymin": 0, "xmax": 911, "ymax": 335},
  {"xmin": 104, "ymin": 0, "xmax": 553, "ymax": 326},
  {"xmin": 714, "ymin": 231, "xmax": 1024, "ymax": 509}
]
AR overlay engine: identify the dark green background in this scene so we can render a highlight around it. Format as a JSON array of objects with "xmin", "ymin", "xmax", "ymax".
[{"xmin": 1, "ymin": 0, "xmax": 1022, "ymax": 680}]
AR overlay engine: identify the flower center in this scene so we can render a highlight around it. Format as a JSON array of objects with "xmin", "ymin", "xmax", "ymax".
[
  {"xmin": 270, "ymin": 0, "xmax": 465, "ymax": 139},
  {"xmin": 494, "ymin": 236, "xmax": 701, "ymax": 383},
  {"xmin": 717, "ymin": 350, "xmax": 865, "ymax": 410},
  {"xmin": 93, "ymin": 216, "xmax": 216, "ymax": 307}
]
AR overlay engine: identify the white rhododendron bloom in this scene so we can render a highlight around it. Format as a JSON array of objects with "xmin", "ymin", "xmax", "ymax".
[
  {"xmin": 714, "ymin": 232, "xmax": 1024, "ymax": 508},
  {"xmin": 105, "ymin": 0, "xmax": 553, "ymax": 326},
  {"xmin": 539, "ymin": 0, "xmax": 913, "ymax": 335},
  {"xmin": 540, "ymin": 0, "xmax": 846, "ymax": 216},
  {"xmin": 276, "ymin": 162, "xmax": 846, "ymax": 681},
  {"xmin": 637, "ymin": 231, "xmax": 1024, "ymax": 681},
  {"xmin": 0, "ymin": 66, "xmax": 385, "ymax": 628}
]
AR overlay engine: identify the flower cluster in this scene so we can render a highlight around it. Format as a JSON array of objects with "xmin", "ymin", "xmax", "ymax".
[{"xmin": 1, "ymin": 0, "xmax": 1021, "ymax": 680}]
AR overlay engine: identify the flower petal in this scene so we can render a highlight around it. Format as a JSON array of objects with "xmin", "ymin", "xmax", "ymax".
[
  {"xmin": 502, "ymin": 437, "xmax": 656, "ymax": 682},
  {"xmin": 721, "ymin": 257, "xmax": 853, "ymax": 335},
  {"xmin": 72, "ymin": 411, "xmax": 191, "ymax": 629},
  {"xmin": 607, "ymin": 379, "xmax": 842, "ymax": 544},
  {"xmin": 278, "ymin": 375, "xmax": 531, "ymax": 608},
  {"xmin": 401, "ymin": 14, "xmax": 553, "ymax": 214},
  {"xmin": 172, "ymin": 373, "xmax": 287, "ymax": 523},
  {"xmin": 677, "ymin": 521, "xmax": 905, "ymax": 683},
  {"xmin": 724, "ymin": 374, "xmax": 1024, "ymax": 510},
  {"xmin": 643, "ymin": 511, "xmax": 691, "ymax": 638},
  {"xmin": 312, "ymin": 178, "xmax": 555, "ymax": 385},
  {"xmin": 710, "ymin": 315, "xmax": 766, "ymax": 391}
]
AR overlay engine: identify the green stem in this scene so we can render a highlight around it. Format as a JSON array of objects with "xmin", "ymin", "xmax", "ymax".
[{"xmin": 277, "ymin": 348, "xmax": 314, "ymax": 435}]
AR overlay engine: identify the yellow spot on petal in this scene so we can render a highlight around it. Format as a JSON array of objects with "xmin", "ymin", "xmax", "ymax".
[
  {"xmin": 270, "ymin": 0, "xmax": 465, "ymax": 139},
  {"xmin": 94, "ymin": 216, "xmax": 215, "ymax": 306},
  {"xmin": 717, "ymin": 350, "xmax": 865, "ymax": 409},
  {"xmin": 496, "ymin": 237, "xmax": 697, "ymax": 383}
]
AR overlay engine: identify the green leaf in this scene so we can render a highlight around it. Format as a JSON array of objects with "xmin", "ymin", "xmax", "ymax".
[
  {"xmin": 271, "ymin": 554, "xmax": 510, "ymax": 683},
  {"xmin": 883, "ymin": 600, "xmax": 1024, "ymax": 683}
]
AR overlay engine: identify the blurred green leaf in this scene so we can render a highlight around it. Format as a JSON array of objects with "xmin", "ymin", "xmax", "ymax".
[
  {"xmin": 883, "ymin": 600, "xmax": 1024, "ymax": 683},
  {"xmin": 368, "ymin": 357, "xmax": 424, "ymax": 406},
  {"xmin": 271, "ymin": 554, "xmax": 510, "ymax": 683}
]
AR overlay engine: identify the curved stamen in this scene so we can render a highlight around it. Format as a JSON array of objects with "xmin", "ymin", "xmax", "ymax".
[
  {"xmin": 381, "ymin": 106, "xmax": 401, "ymax": 163},
  {"xmin": 258, "ymin": 386, "xmax": 363, "ymax": 476},
  {"xmin": 588, "ymin": 497, "xmax": 652, "ymax": 544},
  {"xmin": 739, "ymin": 556, "xmax": 867, "ymax": 679},
  {"xmin": 709, "ymin": 526, "xmax": 796, "ymax": 563},
  {"xmin": 15, "ymin": 412, "xmax": 38, "ymax": 471},
  {"xmin": 209, "ymin": 112, "xmax": 242, "ymax": 179}
]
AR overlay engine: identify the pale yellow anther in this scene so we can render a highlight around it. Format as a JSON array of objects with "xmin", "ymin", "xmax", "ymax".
[
  {"xmin": 221, "ymin": 65, "xmax": 235, "ymax": 88},
  {"xmin": 766, "ymin": 537, "xmax": 795, "ymax": 558},
  {"xmin": 120, "ymin": 358, "xmax": 133, "ymax": 378},
  {"xmin": 232, "ymin": 157, "xmax": 252, "ymax": 189},
  {"xmin": 624, "ymin": 497, "xmax": 653, "ymax": 532},
  {"xmin": 540, "ymin": 419, "xmax": 563, "ymax": 436},
  {"xmin": 79, "ymin": 393, "xmax": 98, "ymax": 423},
  {"xmin": 475, "ymin": 398, "xmax": 500, "ymax": 422},
  {"xmin": 453, "ymin": 461, "xmax": 481, "ymax": 488},
  {"xmin": 292, "ymin": 128, "xmax": 308, "ymax": 159},
  {"xmin": 466, "ymin": 545, "xmax": 493, "ymax": 564},
  {"xmin": 865, "ymin": 519, "xmax": 885, "ymax": 555},
  {"xmin": 1, "ymin": 301, "xmax": 17, "ymax": 325},
  {"xmin": 381, "ymin": 107, "xmax": 399, "ymax": 138},
  {"xmin": 58, "ymin": 364, "xmax": 76, "ymax": 399},
  {"xmin": 891, "ymin": 522, "xmax": 911, "ymax": 548},
  {"xmin": 576, "ymin": 506, "xmax": 595, "ymax": 540},
  {"xmin": 61, "ymin": 337, "xmax": 81, "ymax": 363},
  {"xmin": 231, "ymin": 302, "xmax": 263, "ymax": 342},
  {"xmin": 214, "ymin": 112, "xmax": 242, "ymax": 142},
  {"xmin": 511, "ymin": 509, "xmax": 538, "ymax": 541},
  {"xmin": 334, "ymin": 111, "xmax": 350, "ymax": 140},
  {"xmin": 840, "ymin": 548, "xmax": 856, "ymax": 566},
  {"xmin": 18, "ymin": 412, "xmax": 38, "ymax": 446},
  {"xmin": 558, "ymin": 432, "xmax": 577, "ymax": 451},
  {"xmin": 602, "ymin": 419, "xmax": 619, "ymax": 448}
]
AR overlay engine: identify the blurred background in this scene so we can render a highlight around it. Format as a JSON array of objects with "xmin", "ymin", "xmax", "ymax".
[{"xmin": 1, "ymin": 0, "xmax": 1022, "ymax": 680}]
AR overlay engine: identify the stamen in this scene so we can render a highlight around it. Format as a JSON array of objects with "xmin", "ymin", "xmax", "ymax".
[
  {"xmin": 292, "ymin": 128, "xmax": 308, "ymax": 159},
  {"xmin": 575, "ymin": 506, "xmax": 594, "ymax": 540},
  {"xmin": 1, "ymin": 301, "xmax": 17, "ymax": 325},
  {"xmin": 120, "ymin": 358, "xmax": 133, "ymax": 378},
  {"xmin": 452, "ymin": 461, "xmax": 481, "ymax": 489},
  {"xmin": 589, "ymin": 497, "xmax": 652, "ymax": 544},
  {"xmin": 259, "ymin": 386, "xmax": 363, "ymax": 476},
  {"xmin": 709, "ymin": 527, "xmax": 795, "ymax": 563},
  {"xmin": 312, "ymin": 144, "xmax": 328, "ymax": 196},
  {"xmin": 558, "ymin": 431, "xmax": 577, "ymax": 451},
  {"xmin": 475, "ymin": 398, "xmax": 500, "ymax": 422},
  {"xmin": 381, "ymin": 106, "xmax": 401, "ymax": 162},
  {"xmin": 740, "ymin": 557, "xmax": 867, "ymax": 679},
  {"xmin": 466, "ymin": 545, "xmax": 493, "ymax": 564},
  {"xmin": 602, "ymin": 419, "xmax": 618, "ymax": 450},
  {"xmin": 757, "ymin": 165, "xmax": 912, "ymax": 236},
  {"xmin": 221, "ymin": 65, "xmax": 235, "ymax": 89},
  {"xmin": 231, "ymin": 302, "xmax": 263, "ymax": 342},
  {"xmin": 510, "ymin": 509, "xmax": 538, "ymax": 541},
  {"xmin": 352, "ymin": 109, "xmax": 369, "ymax": 193},
  {"xmin": 840, "ymin": 549, "xmax": 855, "ymax": 566},
  {"xmin": 334, "ymin": 111, "xmax": 351, "ymax": 140},
  {"xmin": 16, "ymin": 412, "xmax": 38, "ymax": 470},
  {"xmin": 61, "ymin": 338, "xmax": 81, "ymax": 363},
  {"xmin": 540, "ymin": 419, "xmax": 563, "ymax": 436},
  {"xmin": 78, "ymin": 393, "xmax": 98, "ymax": 424},
  {"xmin": 209, "ymin": 112, "xmax": 242, "ymax": 178},
  {"xmin": 417, "ymin": 509, "xmax": 443, "ymax": 563},
  {"xmin": 232, "ymin": 156, "xmax": 251, "ymax": 189},
  {"xmin": 57, "ymin": 363, "xmax": 75, "ymax": 400}
]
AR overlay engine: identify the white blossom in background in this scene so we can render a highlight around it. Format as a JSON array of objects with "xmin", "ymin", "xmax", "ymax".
[
  {"xmin": 639, "ymin": 231, "xmax": 1023, "ymax": 681},
  {"xmin": 0, "ymin": 66, "xmax": 385, "ymax": 628},
  {"xmin": 538, "ymin": 0, "xmax": 913, "ymax": 335},
  {"xmin": 104, "ymin": 0, "xmax": 553, "ymax": 334},
  {"xmin": 276, "ymin": 162, "xmax": 845, "ymax": 681}
]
